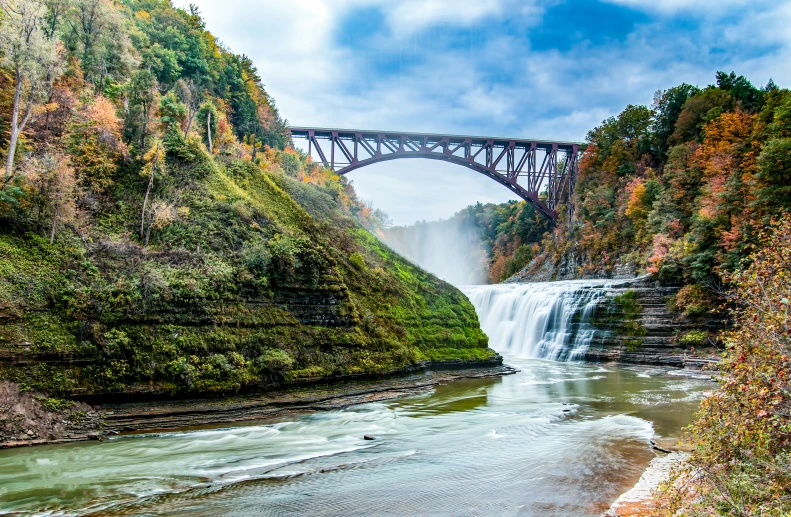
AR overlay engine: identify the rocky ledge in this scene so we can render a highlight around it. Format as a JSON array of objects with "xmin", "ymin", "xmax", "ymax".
[
  {"xmin": 583, "ymin": 276, "xmax": 725, "ymax": 368},
  {"xmin": 1, "ymin": 360, "xmax": 515, "ymax": 448}
]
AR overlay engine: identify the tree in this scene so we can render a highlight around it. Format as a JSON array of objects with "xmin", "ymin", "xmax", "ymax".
[
  {"xmin": 756, "ymin": 138, "xmax": 791, "ymax": 216},
  {"xmin": 671, "ymin": 88, "xmax": 730, "ymax": 144},
  {"xmin": 661, "ymin": 215, "xmax": 791, "ymax": 515},
  {"xmin": 139, "ymin": 138, "xmax": 164, "ymax": 243},
  {"xmin": 716, "ymin": 70, "xmax": 764, "ymax": 112},
  {"xmin": 24, "ymin": 152, "xmax": 78, "ymax": 244},
  {"xmin": 175, "ymin": 77, "xmax": 201, "ymax": 136},
  {"xmin": 196, "ymin": 100, "xmax": 216, "ymax": 153},
  {"xmin": 124, "ymin": 69, "xmax": 157, "ymax": 149},
  {"xmin": 652, "ymin": 83, "xmax": 700, "ymax": 159},
  {"xmin": 0, "ymin": 0, "xmax": 60, "ymax": 181},
  {"xmin": 65, "ymin": 95, "xmax": 126, "ymax": 195},
  {"xmin": 158, "ymin": 90, "xmax": 186, "ymax": 131},
  {"xmin": 65, "ymin": 0, "xmax": 134, "ymax": 94},
  {"xmin": 41, "ymin": 0, "xmax": 68, "ymax": 39}
]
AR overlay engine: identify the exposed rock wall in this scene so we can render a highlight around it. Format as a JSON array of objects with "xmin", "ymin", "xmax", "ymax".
[
  {"xmin": 505, "ymin": 251, "xmax": 637, "ymax": 283},
  {"xmin": 582, "ymin": 277, "xmax": 724, "ymax": 368}
]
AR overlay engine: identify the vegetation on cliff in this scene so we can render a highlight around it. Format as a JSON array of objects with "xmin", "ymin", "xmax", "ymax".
[
  {"xmin": 659, "ymin": 215, "xmax": 791, "ymax": 516},
  {"xmin": 562, "ymin": 72, "xmax": 789, "ymax": 286},
  {"xmin": 394, "ymin": 73, "xmax": 790, "ymax": 290},
  {"xmin": 0, "ymin": 0, "xmax": 491, "ymax": 398}
]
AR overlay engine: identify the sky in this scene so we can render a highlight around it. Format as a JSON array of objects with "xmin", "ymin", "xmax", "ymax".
[{"xmin": 174, "ymin": 0, "xmax": 791, "ymax": 225}]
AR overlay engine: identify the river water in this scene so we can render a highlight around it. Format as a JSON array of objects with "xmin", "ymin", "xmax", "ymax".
[{"xmin": 0, "ymin": 283, "xmax": 711, "ymax": 516}]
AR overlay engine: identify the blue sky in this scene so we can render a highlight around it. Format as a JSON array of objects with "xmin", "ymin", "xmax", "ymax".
[{"xmin": 174, "ymin": 0, "xmax": 790, "ymax": 225}]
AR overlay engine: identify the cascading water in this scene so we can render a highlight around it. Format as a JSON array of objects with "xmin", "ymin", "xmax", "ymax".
[{"xmin": 461, "ymin": 280, "xmax": 609, "ymax": 361}]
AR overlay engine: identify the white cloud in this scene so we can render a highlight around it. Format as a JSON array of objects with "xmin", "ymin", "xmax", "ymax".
[{"xmin": 385, "ymin": 0, "xmax": 507, "ymax": 37}]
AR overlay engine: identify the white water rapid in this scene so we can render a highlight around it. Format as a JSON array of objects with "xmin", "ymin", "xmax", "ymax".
[{"xmin": 461, "ymin": 280, "xmax": 610, "ymax": 361}]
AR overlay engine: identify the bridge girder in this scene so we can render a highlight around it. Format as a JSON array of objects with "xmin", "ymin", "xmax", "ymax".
[{"xmin": 289, "ymin": 127, "xmax": 582, "ymax": 222}]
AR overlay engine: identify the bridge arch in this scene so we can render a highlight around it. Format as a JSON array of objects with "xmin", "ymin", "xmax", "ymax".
[{"xmin": 289, "ymin": 127, "xmax": 582, "ymax": 222}]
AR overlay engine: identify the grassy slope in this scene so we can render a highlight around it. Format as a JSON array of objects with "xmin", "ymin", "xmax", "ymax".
[{"xmin": 0, "ymin": 155, "xmax": 492, "ymax": 397}]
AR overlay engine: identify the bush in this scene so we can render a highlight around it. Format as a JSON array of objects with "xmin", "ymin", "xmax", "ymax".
[
  {"xmin": 678, "ymin": 329, "xmax": 708, "ymax": 347},
  {"xmin": 268, "ymin": 234, "xmax": 301, "ymax": 278},
  {"xmin": 675, "ymin": 284, "xmax": 713, "ymax": 315},
  {"xmin": 241, "ymin": 242, "xmax": 272, "ymax": 274},
  {"xmin": 39, "ymin": 397, "xmax": 74, "ymax": 412},
  {"xmin": 349, "ymin": 252, "xmax": 365, "ymax": 270},
  {"xmin": 254, "ymin": 349, "xmax": 294, "ymax": 375}
]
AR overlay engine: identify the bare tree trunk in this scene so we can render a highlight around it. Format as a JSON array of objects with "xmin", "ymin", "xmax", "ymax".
[
  {"xmin": 140, "ymin": 167, "xmax": 155, "ymax": 240},
  {"xmin": 251, "ymin": 133, "xmax": 256, "ymax": 161},
  {"xmin": 5, "ymin": 80, "xmax": 34, "ymax": 180},
  {"xmin": 145, "ymin": 212, "xmax": 153, "ymax": 246},
  {"xmin": 207, "ymin": 111, "xmax": 213, "ymax": 153},
  {"xmin": 50, "ymin": 208, "xmax": 59, "ymax": 245},
  {"xmin": 185, "ymin": 111, "xmax": 196, "ymax": 137},
  {"xmin": 6, "ymin": 68, "xmax": 26, "ymax": 178}
]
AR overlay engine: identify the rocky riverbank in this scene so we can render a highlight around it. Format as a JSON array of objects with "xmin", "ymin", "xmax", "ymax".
[
  {"xmin": 604, "ymin": 451, "xmax": 686, "ymax": 517},
  {"xmin": 1, "ymin": 360, "xmax": 515, "ymax": 448}
]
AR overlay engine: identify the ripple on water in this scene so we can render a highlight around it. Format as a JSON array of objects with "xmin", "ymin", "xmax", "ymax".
[{"xmin": 0, "ymin": 358, "xmax": 711, "ymax": 517}]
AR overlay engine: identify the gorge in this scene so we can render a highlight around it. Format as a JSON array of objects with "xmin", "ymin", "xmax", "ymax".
[
  {"xmin": 1, "ymin": 0, "xmax": 789, "ymax": 514},
  {"xmin": 0, "ymin": 279, "xmax": 713, "ymax": 516}
]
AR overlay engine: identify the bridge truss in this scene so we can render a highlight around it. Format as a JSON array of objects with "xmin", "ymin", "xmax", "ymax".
[{"xmin": 289, "ymin": 127, "xmax": 582, "ymax": 222}]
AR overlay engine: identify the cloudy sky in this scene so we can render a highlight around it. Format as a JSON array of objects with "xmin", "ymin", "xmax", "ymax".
[{"xmin": 174, "ymin": 0, "xmax": 789, "ymax": 225}]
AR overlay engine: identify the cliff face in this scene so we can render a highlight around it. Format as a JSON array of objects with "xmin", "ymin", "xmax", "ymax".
[
  {"xmin": 0, "ymin": 161, "xmax": 495, "ymax": 401},
  {"xmin": 583, "ymin": 277, "xmax": 725, "ymax": 368},
  {"xmin": 505, "ymin": 251, "xmax": 638, "ymax": 284}
]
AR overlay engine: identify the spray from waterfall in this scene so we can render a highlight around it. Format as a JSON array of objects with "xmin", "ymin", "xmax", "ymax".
[
  {"xmin": 381, "ymin": 218, "xmax": 489, "ymax": 285},
  {"xmin": 461, "ymin": 281, "xmax": 608, "ymax": 361}
]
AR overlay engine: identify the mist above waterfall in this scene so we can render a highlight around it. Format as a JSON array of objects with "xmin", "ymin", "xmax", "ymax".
[{"xmin": 382, "ymin": 218, "xmax": 489, "ymax": 286}]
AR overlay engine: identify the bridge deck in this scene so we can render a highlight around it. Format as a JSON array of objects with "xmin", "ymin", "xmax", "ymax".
[{"xmin": 289, "ymin": 127, "xmax": 584, "ymax": 150}]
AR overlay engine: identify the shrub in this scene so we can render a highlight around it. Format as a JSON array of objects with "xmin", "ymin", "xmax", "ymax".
[
  {"xmin": 678, "ymin": 329, "xmax": 708, "ymax": 347},
  {"xmin": 254, "ymin": 349, "xmax": 294, "ymax": 375},
  {"xmin": 268, "ymin": 234, "xmax": 301, "ymax": 278},
  {"xmin": 39, "ymin": 397, "xmax": 74, "ymax": 412},
  {"xmin": 241, "ymin": 242, "xmax": 272, "ymax": 274},
  {"xmin": 660, "ymin": 215, "xmax": 791, "ymax": 516},
  {"xmin": 675, "ymin": 284, "xmax": 713, "ymax": 315},
  {"xmin": 349, "ymin": 252, "xmax": 365, "ymax": 270}
]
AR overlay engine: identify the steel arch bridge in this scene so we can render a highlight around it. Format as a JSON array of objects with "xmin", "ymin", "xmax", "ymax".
[{"xmin": 289, "ymin": 127, "xmax": 582, "ymax": 222}]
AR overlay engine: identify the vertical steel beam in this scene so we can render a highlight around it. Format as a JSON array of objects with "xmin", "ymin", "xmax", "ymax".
[{"xmin": 331, "ymin": 131, "xmax": 337, "ymax": 171}]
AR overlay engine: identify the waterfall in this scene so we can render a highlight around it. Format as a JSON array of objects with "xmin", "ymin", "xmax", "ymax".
[{"xmin": 461, "ymin": 281, "xmax": 609, "ymax": 361}]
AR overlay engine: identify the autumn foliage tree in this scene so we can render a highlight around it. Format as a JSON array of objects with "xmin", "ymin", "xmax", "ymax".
[
  {"xmin": 660, "ymin": 214, "xmax": 791, "ymax": 516},
  {"xmin": 0, "ymin": 0, "xmax": 60, "ymax": 180},
  {"xmin": 23, "ymin": 152, "xmax": 78, "ymax": 243},
  {"xmin": 65, "ymin": 95, "xmax": 127, "ymax": 196},
  {"xmin": 139, "ymin": 138, "xmax": 164, "ymax": 245}
]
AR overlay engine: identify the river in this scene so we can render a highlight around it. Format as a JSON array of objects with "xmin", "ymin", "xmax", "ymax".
[{"xmin": 0, "ymin": 282, "xmax": 711, "ymax": 516}]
